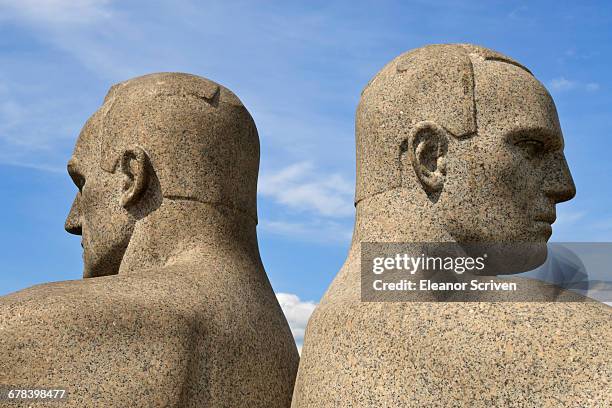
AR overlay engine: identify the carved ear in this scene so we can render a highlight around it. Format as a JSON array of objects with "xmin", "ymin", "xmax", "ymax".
[
  {"xmin": 119, "ymin": 146, "xmax": 149, "ymax": 208},
  {"xmin": 401, "ymin": 121, "xmax": 448, "ymax": 198}
]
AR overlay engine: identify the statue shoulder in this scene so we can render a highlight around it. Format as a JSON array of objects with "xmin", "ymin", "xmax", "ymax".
[{"xmin": 0, "ymin": 277, "xmax": 197, "ymax": 406}]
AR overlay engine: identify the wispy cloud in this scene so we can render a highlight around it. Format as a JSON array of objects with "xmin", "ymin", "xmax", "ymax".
[
  {"xmin": 0, "ymin": 1, "xmax": 119, "ymax": 170},
  {"xmin": 549, "ymin": 77, "xmax": 600, "ymax": 92},
  {"xmin": 0, "ymin": 0, "xmax": 142, "ymax": 80},
  {"xmin": 507, "ymin": 5, "xmax": 534, "ymax": 24},
  {"xmin": 592, "ymin": 217, "xmax": 612, "ymax": 231},
  {"xmin": 550, "ymin": 77, "xmax": 576, "ymax": 91},
  {"xmin": 561, "ymin": 47, "xmax": 599, "ymax": 62},
  {"xmin": 555, "ymin": 208, "xmax": 587, "ymax": 226},
  {"xmin": 508, "ymin": 6, "xmax": 527, "ymax": 19},
  {"xmin": 260, "ymin": 219, "xmax": 353, "ymax": 244},
  {"xmin": 0, "ymin": 1, "xmax": 361, "ymax": 175},
  {"xmin": 0, "ymin": 77, "xmax": 83, "ymax": 170},
  {"xmin": 259, "ymin": 162, "xmax": 354, "ymax": 218},
  {"xmin": 0, "ymin": 100, "xmax": 26, "ymax": 133},
  {"xmin": 0, "ymin": 0, "xmax": 113, "ymax": 24},
  {"xmin": 258, "ymin": 161, "xmax": 354, "ymax": 244},
  {"xmin": 550, "ymin": 206, "xmax": 612, "ymax": 242},
  {"xmin": 551, "ymin": 206, "xmax": 587, "ymax": 241},
  {"xmin": 0, "ymin": 159, "xmax": 65, "ymax": 173},
  {"xmin": 276, "ymin": 292, "xmax": 317, "ymax": 353}
]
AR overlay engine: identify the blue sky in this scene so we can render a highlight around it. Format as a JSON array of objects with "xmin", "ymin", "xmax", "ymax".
[{"xmin": 1, "ymin": 1, "xmax": 611, "ymax": 347}]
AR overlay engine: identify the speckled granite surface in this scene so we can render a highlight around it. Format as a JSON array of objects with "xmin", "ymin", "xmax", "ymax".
[
  {"xmin": 292, "ymin": 44, "xmax": 611, "ymax": 407},
  {"xmin": 0, "ymin": 73, "xmax": 299, "ymax": 407}
]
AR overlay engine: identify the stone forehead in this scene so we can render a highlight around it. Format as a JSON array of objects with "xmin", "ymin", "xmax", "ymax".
[
  {"xmin": 355, "ymin": 44, "xmax": 540, "ymax": 203},
  {"xmin": 71, "ymin": 106, "xmax": 107, "ymax": 165},
  {"xmin": 473, "ymin": 61, "xmax": 560, "ymax": 137}
]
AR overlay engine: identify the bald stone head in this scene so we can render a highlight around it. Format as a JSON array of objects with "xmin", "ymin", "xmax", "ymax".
[
  {"xmin": 356, "ymin": 44, "xmax": 575, "ymax": 243},
  {"xmin": 64, "ymin": 73, "xmax": 259, "ymax": 278}
]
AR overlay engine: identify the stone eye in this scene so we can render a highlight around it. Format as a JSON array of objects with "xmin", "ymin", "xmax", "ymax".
[
  {"xmin": 78, "ymin": 178, "xmax": 86, "ymax": 193},
  {"xmin": 70, "ymin": 171, "xmax": 86, "ymax": 193},
  {"xmin": 515, "ymin": 139, "xmax": 544, "ymax": 159}
]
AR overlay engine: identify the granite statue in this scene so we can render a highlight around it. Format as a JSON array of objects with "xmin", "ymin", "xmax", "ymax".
[
  {"xmin": 0, "ymin": 73, "xmax": 299, "ymax": 407},
  {"xmin": 291, "ymin": 44, "xmax": 611, "ymax": 407}
]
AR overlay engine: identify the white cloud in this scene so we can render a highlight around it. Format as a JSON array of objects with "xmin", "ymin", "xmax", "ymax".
[
  {"xmin": 0, "ymin": 0, "xmax": 113, "ymax": 24},
  {"xmin": 549, "ymin": 77, "xmax": 600, "ymax": 92},
  {"xmin": 550, "ymin": 77, "xmax": 576, "ymax": 91},
  {"xmin": 561, "ymin": 47, "xmax": 598, "ymax": 62},
  {"xmin": 592, "ymin": 217, "xmax": 612, "ymax": 231},
  {"xmin": 260, "ymin": 219, "xmax": 353, "ymax": 244},
  {"xmin": 556, "ymin": 208, "xmax": 586, "ymax": 226},
  {"xmin": 259, "ymin": 162, "xmax": 354, "ymax": 218},
  {"xmin": 0, "ymin": 0, "xmax": 140, "ymax": 80},
  {"xmin": 0, "ymin": 100, "xmax": 26, "ymax": 131},
  {"xmin": 0, "ymin": 74, "xmax": 84, "ymax": 171},
  {"xmin": 0, "ymin": 80, "xmax": 80, "ymax": 177},
  {"xmin": 0, "ymin": 156, "xmax": 64, "ymax": 173},
  {"xmin": 0, "ymin": 1, "xmax": 361, "ymax": 173},
  {"xmin": 258, "ymin": 162, "xmax": 354, "ymax": 243},
  {"xmin": 551, "ymin": 207, "xmax": 612, "ymax": 242},
  {"xmin": 585, "ymin": 82, "xmax": 600, "ymax": 91},
  {"xmin": 508, "ymin": 6, "xmax": 528, "ymax": 20},
  {"xmin": 276, "ymin": 293, "xmax": 317, "ymax": 353},
  {"xmin": 550, "ymin": 207, "xmax": 587, "ymax": 241}
]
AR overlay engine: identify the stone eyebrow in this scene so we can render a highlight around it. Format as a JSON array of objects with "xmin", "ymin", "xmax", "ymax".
[
  {"xmin": 505, "ymin": 131, "xmax": 564, "ymax": 161},
  {"xmin": 67, "ymin": 158, "xmax": 78, "ymax": 173},
  {"xmin": 509, "ymin": 126, "xmax": 564, "ymax": 150},
  {"xmin": 67, "ymin": 158, "xmax": 76, "ymax": 173},
  {"xmin": 67, "ymin": 158, "xmax": 85, "ymax": 187}
]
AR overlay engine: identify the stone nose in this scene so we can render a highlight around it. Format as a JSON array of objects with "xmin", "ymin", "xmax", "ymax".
[
  {"xmin": 65, "ymin": 195, "xmax": 82, "ymax": 235},
  {"xmin": 543, "ymin": 152, "xmax": 576, "ymax": 204}
]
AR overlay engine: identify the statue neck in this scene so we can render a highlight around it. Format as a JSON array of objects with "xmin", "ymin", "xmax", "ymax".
[
  {"xmin": 118, "ymin": 199, "xmax": 259, "ymax": 275},
  {"xmin": 318, "ymin": 188, "xmax": 459, "ymax": 302},
  {"xmin": 350, "ymin": 188, "xmax": 455, "ymax": 248}
]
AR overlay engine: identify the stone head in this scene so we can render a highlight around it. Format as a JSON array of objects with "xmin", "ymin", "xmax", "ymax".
[
  {"xmin": 64, "ymin": 73, "xmax": 259, "ymax": 278},
  {"xmin": 356, "ymin": 44, "xmax": 576, "ymax": 245}
]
